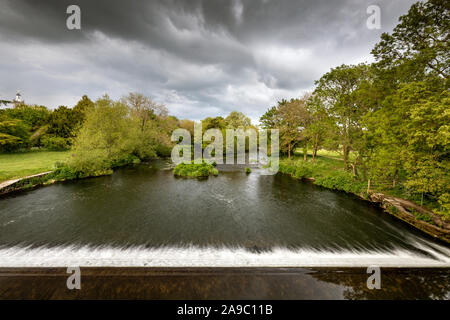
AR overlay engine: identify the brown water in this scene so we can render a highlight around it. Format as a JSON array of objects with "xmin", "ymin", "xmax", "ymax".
[{"xmin": 0, "ymin": 267, "xmax": 448, "ymax": 300}]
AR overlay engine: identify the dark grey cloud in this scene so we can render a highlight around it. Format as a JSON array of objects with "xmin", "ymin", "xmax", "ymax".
[{"xmin": 0, "ymin": 0, "xmax": 415, "ymax": 122}]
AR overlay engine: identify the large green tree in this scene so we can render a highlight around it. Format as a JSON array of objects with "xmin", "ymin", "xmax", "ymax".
[
  {"xmin": 225, "ymin": 111, "xmax": 252, "ymax": 129},
  {"xmin": 372, "ymin": 0, "xmax": 449, "ymax": 81},
  {"xmin": 313, "ymin": 63, "xmax": 371, "ymax": 170},
  {"xmin": 0, "ymin": 117, "xmax": 30, "ymax": 152}
]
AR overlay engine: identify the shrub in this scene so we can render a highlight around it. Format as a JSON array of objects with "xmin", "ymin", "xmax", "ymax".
[
  {"xmin": 294, "ymin": 165, "xmax": 312, "ymax": 179},
  {"xmin": 52, "ymin": 166, "xmax": 80, "ymax": 180},
  {"xmin": 279, "ymin": 160, "xmax": 312, "ymax": 179},
  {"xmin": 173, "ymin": 160, "xmax": 218, "ymax": 178},
  {"xmin": 41, "ymin": 136, "xmax": 71, "ymax": 151},
  {"xmin": 314, "ymin": 171, "xmax": 365, "ymax": 194},
  {"xmin": 155, "ymin": 143, "xmax": 172, "ymax": 157},
  {"xmin": 109, "ymin": 154, "xmax": 141, "ymax": 168},
  {"xmin": 279, "ymin": 161, "xmax": 297, "ymax": 176},
  {"xmin": 411, "ymin": 210, "xmax": 433, "ymax": 224},
  {"xmin": 245, "ymin": 167, "xmax": 252, "ymax": 174}
]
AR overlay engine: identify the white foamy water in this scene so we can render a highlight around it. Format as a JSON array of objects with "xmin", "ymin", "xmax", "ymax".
[{"xmin": 0, "ymin": 243, "xmax": 449, "ymax": 267}]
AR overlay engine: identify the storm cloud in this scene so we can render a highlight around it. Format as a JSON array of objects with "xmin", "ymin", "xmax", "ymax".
[{"xmin": 0, "ymin": 0, "xmax": 414, "ymax": 122}]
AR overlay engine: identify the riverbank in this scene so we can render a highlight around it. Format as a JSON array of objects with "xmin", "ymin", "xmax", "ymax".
[
  {"xmin": 0, "ymin": 150, "xmax": 70, "ymax": 182},
  {"xmin": 0, "ymin": 171, "xmax": 54, "ymax": 195},
  {"xmin": 279, "ymin": 156, "xmax": 450, "ymax": 244},
  {"xmin": 0, "ymin": 150, "xmax": 153, "ymax": 195}
]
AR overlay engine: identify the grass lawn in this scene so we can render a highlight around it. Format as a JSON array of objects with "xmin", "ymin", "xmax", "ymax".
[
  {"xmin": 293, "ymin": 148, "xmax": 357, "ymax": 161},
  {"xmin": 0, "ymin": 150, "xmax": 70, "ymax": 182},
  {"xmin": 280, "ymin": 152, "xmax": 346, "ymax": 178}
]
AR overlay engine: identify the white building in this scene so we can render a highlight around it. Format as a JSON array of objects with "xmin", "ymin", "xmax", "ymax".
[{"xmin": 12, "ymin": 90, "xmax": 24, "ymax": 107}]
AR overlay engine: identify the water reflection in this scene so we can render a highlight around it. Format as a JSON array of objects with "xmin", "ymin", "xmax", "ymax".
[{"xmin": 0, "ymin": 267, "xmax": 448, "ymax": 299}]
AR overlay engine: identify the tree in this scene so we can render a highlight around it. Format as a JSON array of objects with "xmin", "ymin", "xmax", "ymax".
[
  {"xmin": 202, "ymin": 116, "xmax": 226, "ymax": 131},
  {"xmin": 73, "ymin": 95, "xmax": 94, "ymax": 123},
  {"xmin": 47, "ymin": 106, "xmax": 80, "ymax": 139},
  {"xmin": 122, "ymin": 92, "xmax": 175, "ymax": 158},
  {"xmin": 276, "ymin": 98, "xmax": 311, "ymax": 159},
  {"xmin": 122, "ymin": 92, "xmax": 167, "ymax": 132},
  {"xmin": 3, "ymin": 104, "xmax": 50, "ymax": 129},
  {"xmin": 225, "ymin": 111, "xmax": 251, "ymax": 129},
  {"xmin": 396, "ymin": 81, "xmax": 448, "ymax": 208},
  {"xmin": 260, "ymin": 98, "xmax": 311, "ymax": 159},
  {"xmin": 371, "ymin": 0, "xmax": 449, "ymax": 80},
  {"xmin": 0, "ymin": 116, "xmax": 30, "ymax": 152},
  {"xmin": 1, "ymin": 104, "xmax": 51, "ymax": 148},
  {"xmin": 304, "ymin": 95, "xmax": 334, "ymax": 163},
  {"xmin": 260, "ymin": 106, "xmax": 278, "ymax": 129},
  {"xmin": 179, "ymin": 119, "xmax": 195, "ymax": 137},
  {"xmin": 70, "ymin": 96, "xmax": 140, "ymax": 174},
  {"xmin": 313, "ymin": 63, "xmax": 371, "ymax": 170}
]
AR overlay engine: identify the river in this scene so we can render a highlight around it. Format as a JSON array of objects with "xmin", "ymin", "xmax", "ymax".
[{"xmin": 0, "ymin": 161, "xmax": 449, "ymax": 298}]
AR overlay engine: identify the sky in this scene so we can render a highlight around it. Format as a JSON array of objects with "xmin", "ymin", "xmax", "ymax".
[{"xmin": 0, "ymin": 0, "xmax": 415, "ymax": 123}]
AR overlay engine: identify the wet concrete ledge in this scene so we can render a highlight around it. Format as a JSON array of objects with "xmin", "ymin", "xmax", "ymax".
[
  {"xmin": 0, "ymin": 171, "xmax": 53, "ymax": 195},
  {"xmin": 0, "ymin": 267, "xmax": 448, "ymax": 300}
]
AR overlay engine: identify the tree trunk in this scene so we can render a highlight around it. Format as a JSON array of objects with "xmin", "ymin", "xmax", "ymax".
[
  {"xmin": 288, "ymin": 144, "xmax": 291, "ymax": 159},
  {"xmin": 351, "ymin": 163, "xmax": 356, "ymax": 177},
  {"xmin": 392, "ymin": 169, "xmax": 398, "ymax": 188},
  {"xmin": 343, "ymin": 145, "xmax": 349, "ymax": 169},
  {"xmin": 312, "ymin": 134, "xmax": 318, "ymax": 164},
  {"xmin": 303, "ymin": 142, "xmax": 307, "ymax": 161}
]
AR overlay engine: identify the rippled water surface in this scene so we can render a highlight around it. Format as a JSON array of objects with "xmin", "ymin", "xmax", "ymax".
[{"xmin": 0, "ymin": 161, "xmax": 449, "ymax": 267}]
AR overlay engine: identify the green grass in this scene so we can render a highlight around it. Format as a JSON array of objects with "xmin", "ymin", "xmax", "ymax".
[
  {"xmin": 286, "ymin": 152, "xmax": 346, "ymax": 176},
  {"xmin": 279, "ymin": 152, "xmax": 365, "ymax": 195},
  {"xmin": 294, "ymin": 148, "xmax": 358, "ymax": 162},
  {"xmin": 0, "ymin": 150, "xmax": 70, "ymax": 182}
]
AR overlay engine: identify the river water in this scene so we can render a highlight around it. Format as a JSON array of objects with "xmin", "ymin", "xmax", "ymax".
[{"xmin": 0, "ymin": 161, "xmax": 449, "ymax": 268}]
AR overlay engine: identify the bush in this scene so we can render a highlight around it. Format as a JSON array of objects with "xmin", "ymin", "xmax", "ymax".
[
  {"xmin": 41, "ymin": 136, "xmax": 71, "ymax": 151},
  {"xmin": 109, "ymin": 154, "xmax": 141, "ymax": 168},
  {"xmin": 279, "ymin": 161, "xmax": 297, "ymax": 176},
  {"xmin": 294, "ymin": 165, "xmax": 312, "ymax": 179},
  {"xmin": 173, "ymin": 160, "xmax": 218, "ymax": 178},
  {"xmin": 52, "ymin": 166, "xmax": 80, "ymax": 180},
  {"xmin": 245, "ymin": 167, "xmax": 252, "ymax": 174},
  {"xmin": 411, "ymin": 210, "xmax": 434, "ymax": 224},
  {"xmin": 314, "ymin": 171, "xmax": 365, "ymax": 194},
  {"xmin": 279, "ymin": 160, "xmax": 312, "ymax": 179},
  {"xmin": 51, "ymin": 164, "xmax": 113, "ymax": 180},
  {"xmin": 155, "ymin": 143, "xmax": 172, "ymax": 157}
]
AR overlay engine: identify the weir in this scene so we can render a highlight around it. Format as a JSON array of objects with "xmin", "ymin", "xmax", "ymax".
[
  {"xmin": 0, "ymin": 244, "xmax": 449, "ymax": 268},
  {"xmin": 0, "ymin": 162, "xmax": 449, "ymax": 269}
]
